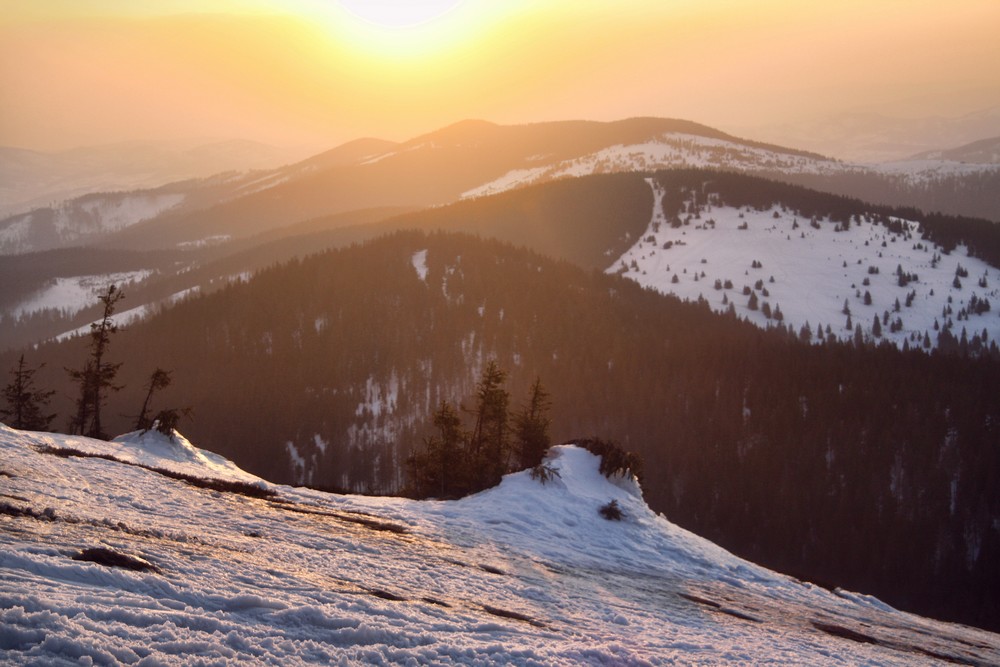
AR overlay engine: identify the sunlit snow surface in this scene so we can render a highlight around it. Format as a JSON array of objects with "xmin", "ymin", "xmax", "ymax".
[{"xmin": 2, "ymin": 426, "xmax": 997, "ymax": 664}]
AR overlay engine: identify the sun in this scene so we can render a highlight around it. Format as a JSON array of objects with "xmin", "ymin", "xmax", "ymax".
[{"xmin": 338, "ymin": 0, "xmax": 464, "ymax": 29}]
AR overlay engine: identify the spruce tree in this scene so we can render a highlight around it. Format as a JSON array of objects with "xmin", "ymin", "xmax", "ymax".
[
  {"xmin": 67, "ymin": 284, "xmax": 125, "ymax": 439},
  {"xmin": 514, "ymin": 377, "xmax": 552, "ymax": 470},
  {"xmin": 406, "ymin": 400, "xmax": 466, "ymax": 498},
  {"xmin": 1, "ymin": 355, "xmax": 56, "ymax": 431},
  {"xmin": 468, "ymin": 360, "xmax": 510, "ymax": 490}
]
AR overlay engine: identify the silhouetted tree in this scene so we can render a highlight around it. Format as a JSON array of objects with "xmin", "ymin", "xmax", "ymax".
[
  {"xmin": 67, "ymin": 284, "xmax": 125, "ymax": 439},
  {"xmin": 406, "ymin": 400, "xmax": 466, "ymax": 498},
  {"xmin": 468, "ymin": 360, "xmax": 510, "ymax": 489},
  {"xmin": 134, "ymin": 368, "xmax": 172, "ymax": 431},
  {"xmin": 514, "ymin": 377, "xmax": 551, "ymax": 470},
  {"xmin": 1, "ymin": 355, "xmax": 56, "ymax": 431}
]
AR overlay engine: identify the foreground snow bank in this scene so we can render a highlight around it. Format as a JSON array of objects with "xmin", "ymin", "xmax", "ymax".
[
  {"xmin": 1, "ymin": 426, "xmax": 997, "ymax": 665},
  {"xmin": 109, "ymin": 428, "xmax": 265, "ymax": 485},
  {"xmin": 428, "ymin": 445, "xmax": 767, "ymax": 580}
]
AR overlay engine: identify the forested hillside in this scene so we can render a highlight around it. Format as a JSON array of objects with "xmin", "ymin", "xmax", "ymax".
[{"xmin": 6, "ymin": 230, "xmax": 998, "ymax": 631}]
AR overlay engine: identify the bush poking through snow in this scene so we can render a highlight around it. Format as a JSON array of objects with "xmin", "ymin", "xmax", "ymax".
[
  {"xmin": 530, "ymin": 463, "xmax": 561, "ymax": 485},
  {"xmin": 599, "ymin": 499, "xmax": 624, "ymax": 521},
  {"xmin": 151, "ymin": 408, "xmax": 192, "ymax": 435},
  {"xmin": 574, "ymin": 438, "xmax": 644, "ymax": 483}
]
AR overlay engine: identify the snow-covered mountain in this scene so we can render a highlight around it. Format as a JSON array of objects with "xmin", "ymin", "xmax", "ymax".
[
  {"xmin": 462, "ymin": 129, "xmax": 1000, "ymax": 221},
  {"xmin": 613, "ymin": 176, "xmax": 1000, "ymax": 352},
  {"xmin": 0, "ymin": 192, "xmax": 187, "ymax": 255},
  {"xmin": 0, "ymin": 140, "xmax": 314, "ymax": 220},
  {"xmin": 3, "ymin": 117, "xmax": 997, "ymax": 260},
  {"xmin": 461, "ymin": 131, "xmax": 843, "ymax": 199},
  {"xmin": 2, "ymin": 424, "xmax": 996, "ymax": 665}
]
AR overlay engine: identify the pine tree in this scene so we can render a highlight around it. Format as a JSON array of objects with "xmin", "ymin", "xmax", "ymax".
[
  {"xmin": 406, "ymin": 400, "xmax": 466, "ymax": 498},
  {"xmin": 468, "ymin": 360, "xmax": 510, "ymax": 490},
  {"xmin": 514, "ymin": 377, "xmax": 551, "ymax": 470},
  {"xmin": 66, "ymin": 284, "xmax": 125, "ymax": 439},
  {"xmin": 1, "ymin": 355, "xmax": 56, "ymax": 431}
]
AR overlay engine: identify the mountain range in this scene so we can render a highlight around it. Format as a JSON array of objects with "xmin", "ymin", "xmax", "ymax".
[{"xmin": 2, "ymin": 117, "xmax": 1000, "ymax": 635}]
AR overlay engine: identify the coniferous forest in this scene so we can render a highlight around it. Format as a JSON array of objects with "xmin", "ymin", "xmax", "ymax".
[{"xmin": 4, "ymin": 227, "xmax": 999, "ymax": 632}]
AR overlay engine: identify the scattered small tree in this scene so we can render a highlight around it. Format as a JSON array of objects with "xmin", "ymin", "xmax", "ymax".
[
  {"xmin": 599, "ymin": 499, "xmax": 624, "ymax": 521},
  {"xmin": 1, "ymin": 355, "xmax": 56, "ymax": 431}
]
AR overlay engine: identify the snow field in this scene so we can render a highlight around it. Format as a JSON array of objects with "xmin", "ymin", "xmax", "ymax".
[
  {"xmin": 12, "ymin": 271, "xmax": 154, "ymax": 319},
  {"xmin": 611, "ymin": 179, "xmax": 1000, "ymax": 350}
]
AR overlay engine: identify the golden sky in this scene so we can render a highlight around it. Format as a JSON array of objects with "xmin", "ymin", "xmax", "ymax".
[{"xmin": 2, "ymin": 0, "xmax": 999, "ymax": 151}]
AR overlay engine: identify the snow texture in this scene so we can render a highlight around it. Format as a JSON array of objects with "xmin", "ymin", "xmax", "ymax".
[{"xmin": 2, "ymin": 425, "xmax": 997, "ymax": 665}]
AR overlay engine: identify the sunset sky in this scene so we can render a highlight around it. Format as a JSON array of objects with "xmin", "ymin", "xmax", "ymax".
[{"xmin": 2, "ymin": 0, "xmax": 999, "ymax": 152}]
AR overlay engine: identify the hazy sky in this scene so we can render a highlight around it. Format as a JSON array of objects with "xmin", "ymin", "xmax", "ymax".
[{"xmin": 2, "ymin": 0, "xmax": 999, "ymax": 151}]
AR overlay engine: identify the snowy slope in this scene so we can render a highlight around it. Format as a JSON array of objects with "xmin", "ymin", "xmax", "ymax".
[
  {"xmin": 12, "ymin": 271, "xmax": 154, "ymax": 319},
  {"xmin": 53, "ymin": 285, "xmax": 200, "ymax": 342},
  {"xmin": 463, "ymin": 132, "xmax": 1000, "ymax": 200},
  {"xmin": 611, "ymin": 178, "xmax": 1000, "ymax": 351},
  {"xmin": 2, "ymin": 425, "xmax": 998, "ymax": 665},
  {"xmin": 462, "ymin": 132, "xmax": 844, "ymax": 199},
  {"xmin": 0, "ymin": 193, "xmax": 185, "ymax": 255}
]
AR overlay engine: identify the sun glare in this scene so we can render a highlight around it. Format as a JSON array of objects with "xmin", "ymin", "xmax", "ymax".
[{"xmin": 338, "ymin": 0, "xmax": 464, "ymax": 28}]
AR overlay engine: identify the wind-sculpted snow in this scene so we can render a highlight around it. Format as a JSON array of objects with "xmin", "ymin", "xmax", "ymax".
[{"xmin": 1, "ymin": 426, "xmax": 997, "ymax": 664}]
